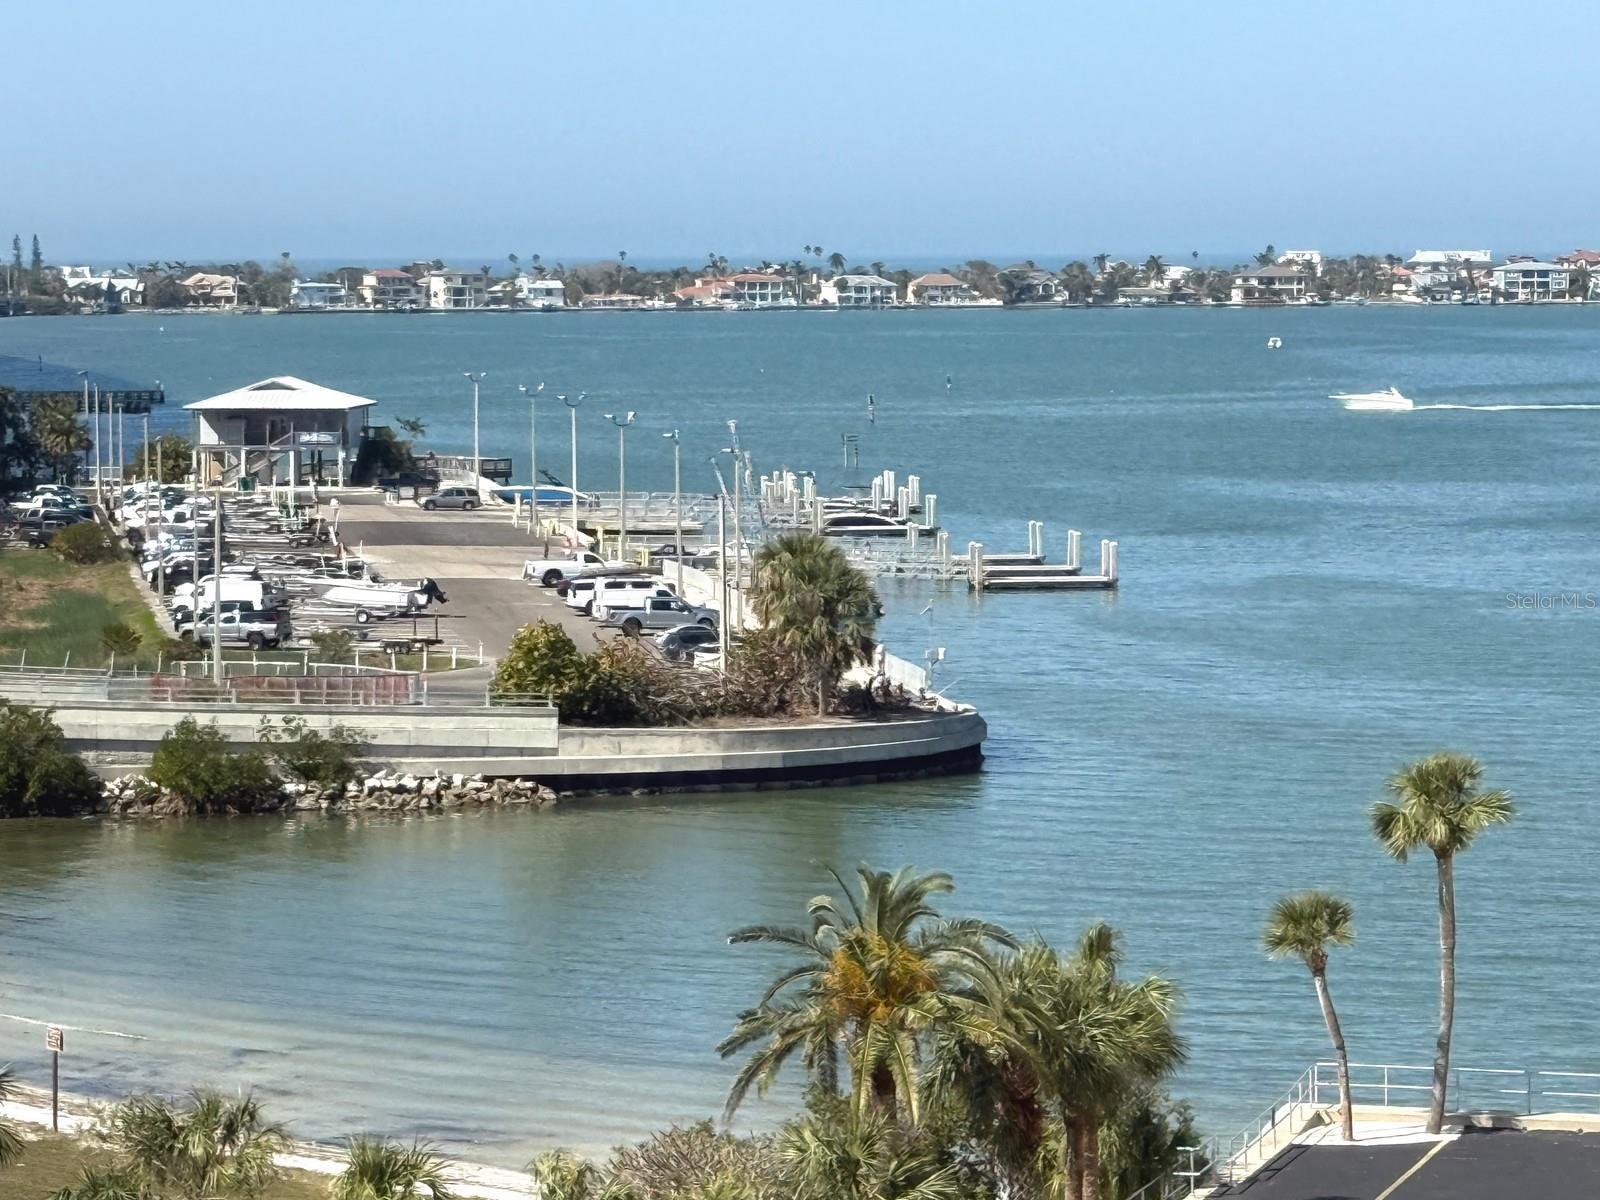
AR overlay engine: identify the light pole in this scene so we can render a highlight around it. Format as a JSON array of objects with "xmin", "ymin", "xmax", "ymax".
[
  {"xmin": 711, "ymin": 460, "xmax": 730, "ymax": 662},
  {"xmin": 663, "ymin": 429, "xmax": 682, "ymax": 588},
  {"xmin": 463, "ymin": 371, "xmax": 487, "ymax": 495},
  {"xmin": 561, "ymin": 391, "xmax": 585, "ymax": 542},
  {"xmin": 76, "ymin": 371, "xmax": 89, "ymax": 491},
  {"xmin": 720, "ymin": 431, "xmax": 744, "ymax": 631},
  {"xmin": 518, "ymin": 382, "xmax": 544, "ymax": 532},
  {"xmin": 92, "ymin": 382, "xmax": 103, "ymax": 504},
  {"xmin": 604, "ymin": 411, "xmax": 636, "ymax": 557}
]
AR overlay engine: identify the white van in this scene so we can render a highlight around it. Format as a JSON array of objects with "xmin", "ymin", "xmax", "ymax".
[
  {"xmin": 170, "ymin": 577, "xmax": 286, "ymax": 618},
  {"xmin": 591, "ymin": 579, "xmax": 678, "ymax": 621},
  {"xmin": 564, "ymin": 575, "xmax": 651, "ymax": 616}
]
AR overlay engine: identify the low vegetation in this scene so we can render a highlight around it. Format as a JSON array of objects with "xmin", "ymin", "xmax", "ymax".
[
  {"xmin": 0, "ymin": 552, "xmax": 167, "ymax": 670},
  {"xmin": 256, "ymin": 715, "xmax": 367, "ymax": 789},
  {"xmin": 0, "ymin": 701, "xmax": 103, "ymax": 817},
  {"xmin": 50, "ymin": 522, "xmax": 120, "ymax": 565},
  {"xmin": 146, "ymin": 718, "xmax": 282, "ymax": 814}
]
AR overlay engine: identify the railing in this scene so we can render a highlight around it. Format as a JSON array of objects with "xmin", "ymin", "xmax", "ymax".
[{"xmin": 1321, "ymin": 1061, "xmax": 1600, "ymax": 1117}]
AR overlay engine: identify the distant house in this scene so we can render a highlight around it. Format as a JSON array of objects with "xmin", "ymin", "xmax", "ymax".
[
  {"xmin": 1557, "ymin": 250, "xmax": 1600, "ymax": 297},
  {"xmin": 726, "ymin": 272, "xmax": 795, "ymax": 307},
  {"xmin": 1230, "ymin": 264, "xmax": 1311, "ymax": 304},
  {"xmin": 1491, "ymin": 260, "xmax": 1572, "ymax": 302},
  {"xmin": 820, "ymin": 274, "xmax": 898, "ymax": 308},
  {"xmin": 179, "ymin": 272, "xmax": 238, "ymax": 307},
  {"xmin": 1405, "ymin": 250, "xmax": 1492, "ymax": 295},
  {"xmin": 906, "ymin": 272, "xmax": 982, "ymax": 306},
  {"xmin": 423, "ymin": 268, "xmax": 489, "ymax": 309},
  {"xmin": 59, "ymin": 266, "xmax": 143, "ymax": 308},
  {"xmin": 1277, "ymin": 250, "xmax": 1323, "ymax": 275},
  {"xmin": 289, "ymin": 280, "xmax": 351, "ymax": 309},
  {"xmin": 998, "ymin": 265, "xmax": 1058, "ymax": 305},
  {"xmin": 673, "ymin": 279, "xmax": 734, "ymax": 308},
  {"xmin": 358, "ymin": 268, "xmax": 422, "ymax": 310},
  {"xmin": 1114, "ymin": 285, "xmax": 1197, "ymax": 305},
  {"xmin": 508, "ymin": 276, "xmax": 567, "ymax": 309}
]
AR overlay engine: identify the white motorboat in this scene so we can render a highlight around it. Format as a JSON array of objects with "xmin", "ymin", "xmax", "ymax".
[{"xmin": 1331, "ymin": 386, "xmax": 1414, "ymax": 412}]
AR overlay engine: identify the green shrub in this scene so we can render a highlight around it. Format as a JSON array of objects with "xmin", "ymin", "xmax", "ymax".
[
  {"xmin": 99, "ymin": 620, "xmax": 143, "ymax": 656},
  {"xmin": 256, "ymin": 714, "xmax": 367, "ymax": 788},
  {"xmin": 0, "ymin": 702, "xmax": 103, "ymax": 817},
  {"xmin": 51, "ymin": 520, "xmax": 120, "ymax": 564},
  {"xmin": 308, "ymin": 628, "xmax": 356, "ymax": 662},
  {"xmin": 493, "ymin": 620, "xmax": 591, "ymax": 698},
  {"xmin": 147, "ymin": 717, "xmax": 281, "ymax": 814}
]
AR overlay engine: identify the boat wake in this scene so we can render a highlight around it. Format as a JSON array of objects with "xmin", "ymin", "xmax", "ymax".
[{"xmin": 1414, "ymin": 403, "xmax": 1600, "ymax": 412}]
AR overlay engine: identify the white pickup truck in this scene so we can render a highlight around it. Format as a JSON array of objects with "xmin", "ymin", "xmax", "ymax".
[
  {"xmin": 602, "ymin": 594, "xmax": 719, "ymax": 637},
  {"xmin": 522, "ymin": 551, "xmax": 633, "ymax": 587}
]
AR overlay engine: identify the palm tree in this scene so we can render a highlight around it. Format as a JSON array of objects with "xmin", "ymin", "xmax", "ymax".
[
  {"xmin": 1254, "ymin": 244, "xmax": 1277, "ymax": 267},
  {"xmin": 45, "ymin": 1165, "xmax": 146, "ymax": 1199},
  {"xmin": 31, "ymin": 395, "xmax": 89, "ymax": 481},
  {"xmin": 828, "ymin": 251, "xmax": 846, "ymax": 276},
  {"xmin": 750, "ymin": 531, "xmax": 879, "ymax": 713},
  {"xmin": 0, "ymin": 1066, "xmax": 21, "ymax": 1167},
  {"xmin": 1092, "ymin": 253, "xmax": 1109, "ymax": 277},
  {"xmin": 1057, "ymin": 262, "xmax": 1095, "ymax": 303},
  {"xmin": 1371, "ymin": 753, "xmax": 1514, "ymax": 1134},
  {"xmin": 108, "ymin": 1090, "xmax": 287, "ymax": 1199},
  {"xmin": 778, "ymin": 1106, "xmax": 966, "ymax": 1200},
  {"xmin": 333, "ymin": 1137, "xmax": 457, "ymax": 1200},
  {"xmin": 719, "ymin": 864, "xmax": 1014, "ymax": 1123},
  {"xmin": 529, "ymin": 1150, "xmax": 599, "ymax": 1200},
  {"xmin": 1142, "ymin": 255, "xmax": 1165, "ymax": 286},
  {"xmin": 1264, "ymin": 892, "xmax": 1356, "ymax": 1141}
]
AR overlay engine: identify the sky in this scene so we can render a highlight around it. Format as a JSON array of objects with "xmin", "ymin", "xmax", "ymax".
[{"xmin": 12, "ymin": 1, "xmax": 1600, "ymax": 266}]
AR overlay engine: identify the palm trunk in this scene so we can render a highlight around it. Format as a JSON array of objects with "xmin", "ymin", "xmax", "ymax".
[
  {"xmin": 816, "ymin": 675, "xmax": 827, "ymax": 716},
  {"xmin": 1313, "ymin": 967, "xmax": 1354, "ymax": 1141},
  {"xmin": 1431, "ymin": 853, "xmax": 1456, "ymax": 1135},
  {"xmin": 1081, "ymin": 1113, "xmax": 1103, "ymax": 1200},
  {"xmin": 1064, "ymin": 1115, "xmax": 1086, "ymax": 1200}
]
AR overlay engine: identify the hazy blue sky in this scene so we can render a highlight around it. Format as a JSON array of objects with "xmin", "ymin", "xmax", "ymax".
[{"xmin": 14, "ymin": 2, "xmax": 1599, "ymax": 264}]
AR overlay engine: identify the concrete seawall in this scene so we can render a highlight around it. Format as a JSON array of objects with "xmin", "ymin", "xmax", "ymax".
[{"xmin": 34, "ymin": 700, "xmax": 985, "ymax": 793}]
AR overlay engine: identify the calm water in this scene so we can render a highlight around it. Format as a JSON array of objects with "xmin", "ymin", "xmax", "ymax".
[{"xmin": 2, "ymin": 307, "xmax": 1598, "ymax": 1163}]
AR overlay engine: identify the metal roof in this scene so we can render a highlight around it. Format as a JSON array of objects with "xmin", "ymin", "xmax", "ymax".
[{"xmin": 185, "ymin": 376, "xmax": 376, "ymax": 412}]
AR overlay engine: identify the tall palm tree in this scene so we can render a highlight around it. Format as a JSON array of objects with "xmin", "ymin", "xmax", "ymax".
[
  {"xmin": 108, "ymin": 1090, "xmax": 287, "ymax": 1200},
  {"xmin": 1264, "ymin": 891, "xmax": 1356, "ymax": 1141},
  {"xmin": 1254, "ymin": 244, "xmax": 1277, "ymax": 267},
  {"xmin": 30, "ymin": 395, "xmax": 89, "ymax": 481},
  {"xmin": 1371, "ymin": 752, "xmax": 1514, "ymax": 1134},
  {"xmin": 1142, "ymin": 255, "xmax": 1165, "ymax": 286},
  {"xmin": 719, "ymin": 864, "xmax": 1014, "ymax": 1123},
  {"xmin": 828, "ymin": 251, "xmax": 847, "ymax": 276},
  {"xmin": 750, "ymin": 532, "xmax": 879, "ymax": 713},
  {"xmin": 1092, "ymin": 253, "xmax": 1109, "ymax": 277},
  {"xmin": 778, "ymin": 1107, "xmax": 966, "ymax": 1200},
  {"xmin": 334, "ymin": 1137, "xmax": 457, "ymax": 1200}
]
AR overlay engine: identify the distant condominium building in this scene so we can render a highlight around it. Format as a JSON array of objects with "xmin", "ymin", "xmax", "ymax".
[
  {"xmin": 359, "ymin": 268, "xmax": 422, "ymax": 309},
  {"xmin": 423, "ymin": 268, "xmax": 489, "ymax": 309},
  {"xmin": 822, "ymin": 274, "xmax": 898, "ymax": 308},
  {"xmin": 1491, "ymin": 260, "xmax": 1572, "ymax": 302}
]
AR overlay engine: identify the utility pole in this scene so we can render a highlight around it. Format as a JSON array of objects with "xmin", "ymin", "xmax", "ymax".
[
  {"xmin": 92, "ymin": 383, "xmax": 102, "ymax": 505},
  {"xmin": 211, "ymin": 466, "xmax": 224, "ymax": 688},
  {"xmin": 519, "ymin": 382, "xmax": 544, "ymax": 534},
  {"xmin": 562, "ymin": 391, "xmax": 585, "ymax": 543},
  {"xmin": 664, "ymin": 429, "xmax": 682, "ymax": 590},
  {"xmin": 463, "ymin": 370, "xmax": 487, "ymax": 496},
  {"xmin": 605, "ymin": 410, "xmax": 636, "ymax": 558}
]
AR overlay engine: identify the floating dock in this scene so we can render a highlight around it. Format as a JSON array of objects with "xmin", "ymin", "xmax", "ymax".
[{"xmin": 968, "ymin": 525, "xmax": 1119, "ymax": 592}]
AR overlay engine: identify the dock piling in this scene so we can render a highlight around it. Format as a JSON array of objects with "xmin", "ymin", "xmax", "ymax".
[{"xmin": 1067, "ymin": 529, "xmax": 1081, "ymax": 572}]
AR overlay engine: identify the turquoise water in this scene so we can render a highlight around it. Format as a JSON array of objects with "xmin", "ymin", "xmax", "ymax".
[{"xmin": 2, "ymin": 308, "xmax": 1598, "ymax": 1163}]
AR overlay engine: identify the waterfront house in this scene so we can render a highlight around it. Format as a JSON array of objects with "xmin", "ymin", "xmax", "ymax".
[
  {"xmin": 423, "ymin": 268, "xmax": 489, "ymax": 310},
  {"xmin": 179, "ymin": 272, "xmax": 238, "ymax": 307},
  {"xmin": 726, "ymin": 272, "xmax": 796, "ymax": 307},
  {"xmin": 486, "ymin": 275, "xmax": 567, "ymax": 309},
  {"xmin": 60, "ymin": 266, "xmax": 144, "ymax": 309},
  {"xmin": 1229, "ymin": 264, "xmax": 1310, "ymax": 304},
  {"xmin": 578, "ymin": 292, "xmax": 651, "ymax": 310},
  {"xmin": 998, "ymin": 265, "xmax": 1059, "ymax": 305},
  {"xmin": 821, "ymin": 274, "xmax": 898, "ymax": 308},
  {"xmin": 673, "ymin": 279, "xmax": 734, "ymax": 308},
  {"xmin": 1405, "ymin": 250, "xmax": 1492, "ymax": 296},
  {"xmin": 906, "ymin": 272, "xmax": 982, "ymax": 306},
  {"xmin": 1491, "ymin": 260, "xmax": 1572, "ymax": 302},
  {"xmin": 1557, "ymin": 250, "xmax": 1600, "ymax": 297},
  {"xmin": 289, "ymin": 280, "xmax": 351, "ymax": 309},
  {"xmin": 186, "ymin": 376, "xmax": 376, "ymax": 486},
  {"xmin": 358, "ymin": 268, "xmax": 422, "ymax": 310}
]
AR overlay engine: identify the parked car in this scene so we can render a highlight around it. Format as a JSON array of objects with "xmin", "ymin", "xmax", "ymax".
[
  {"xmin": 563, "ymin": 575, "xmax": 653, "ymax": 614},
  {"xmin": 656, "ymin": 623, "xmax": 721, "ymax": 662},
  {"xmin": 180, "ymin": 607, "xmax": 292, "ymax": 650},
  {"xmin": 523, "ymin": 551, "xmax": 632, "ymax": 588},
  {"xmin": 604, "ymin": 595, "xmax": 719, "ymax": 637},
  {"xmin": 418, "ymin": 485, "xmax": 481, "ymax": 511},
  {"xmin": 590, "ymin": 578, "xmax": 680, "ymax": 619}
]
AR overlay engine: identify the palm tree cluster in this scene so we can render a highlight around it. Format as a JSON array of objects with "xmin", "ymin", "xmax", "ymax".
[
  {"xmin": 1263, "ymin": 751, "xmax": 1514, "ymax": 1143},
  {"xmin": 718, "ymin": 865, "xmax": 1190, "ymax": 1200}
]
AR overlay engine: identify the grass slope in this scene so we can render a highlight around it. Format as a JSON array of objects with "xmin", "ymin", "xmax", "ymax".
[{"xmin": 0, "ymin": 552, "xmax": 167, "ymax": 670}]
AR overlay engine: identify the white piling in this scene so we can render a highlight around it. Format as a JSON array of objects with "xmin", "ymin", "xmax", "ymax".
[
  {"xmin": 897, "ymin": 487, "xmax": 910, "ymax": 520},
  {"xmin": 871, "ymin": 477, "xmax": 884, "ymax": 509},
  {"xmin": 936, "ymin": 529, "xmax": 950, "ymax": 565},
  {"xmin": 908, "ymin": 524, "xmax": 920, "ymax": 549},
  {"xmin": 1107, "ymin": 540, "xmax": 1119, "ymax": 582},
  {"xmin": 1098, "ymin": 539, "xmax": 1110, "ymax": 577},
  {"xmin": 908, "ymin": 474, "xmax": 921, "ymax": 507},
  {"xmin": 1067, "ymin": 529, "xmax": 1081, "ymax": 572},
  {"xmin": 881, "ymin": 469, "xmax": 896, "ymax": 503},
  {"xmin": 967, "ymin": 541, "xmax": 984, "ymax": 589},
  {"xmin": 924, "ymin": 494, "xmax": 937, "ymax": 527}
]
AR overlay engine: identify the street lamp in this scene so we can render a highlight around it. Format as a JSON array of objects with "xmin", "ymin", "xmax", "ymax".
[
  {"xmin": 560, "ymin": 391, "xmax": 585, "ymax": 540},
  {"xmin": 518, "ymin": 381, "xmax": 545, "ymax": 532},
  {"xmin": 604, "ymin": 410, "xmax": 636, "ymax": 557},
  {"xmin": 663, "ymin": 429, "xmax": 682, "ymax": 587},
  {"xmin": 462, "ymin": 371, "xmax": 487, "ymax": 495},
  {"xmin": 719, "ymin": 437, "xmax": 745, "ymax": 631}
]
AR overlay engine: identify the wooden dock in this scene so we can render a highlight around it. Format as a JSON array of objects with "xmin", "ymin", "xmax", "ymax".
[{"xmin": 968, "ymin": 527, "xmax": 1119, "ymax": 592}]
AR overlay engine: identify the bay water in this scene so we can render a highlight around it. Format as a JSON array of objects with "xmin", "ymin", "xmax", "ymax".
[{"xmin": 1, "ymin": 306, "xmax": 1597, "ymax": 1163}]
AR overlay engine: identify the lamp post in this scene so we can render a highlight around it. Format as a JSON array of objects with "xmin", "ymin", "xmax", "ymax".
[
  {"xmin": 92, "ymin": 382, "xmax": 102, "ymax": 504},
  {"xmin": 711, "ymin": 461, "xmax": 729, "ymax": 663},
  {"xmin": 604, "ymin": 410, "xmax": 636, "ymax": 558},
  {"xmin": 76, "ymin": 371, "xmax": 89, "ymax": 492},
  {"xmin": 462, "ymin": 371, "xmax": 487, "ymax": 495},
  {"xmin": 720, "ymin": 430, "xmax": 744, "ymax": 631},
  {"xmin": 518, "ymin": 382, "xmax": 544, "ymax": 533},
  {"xmin": 561, "ymin": 391, "xmax": 585, "ymax": 542},
  {"xmin": 663, "ymin": 429, "xmax": 682, "ymax": 588}
]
